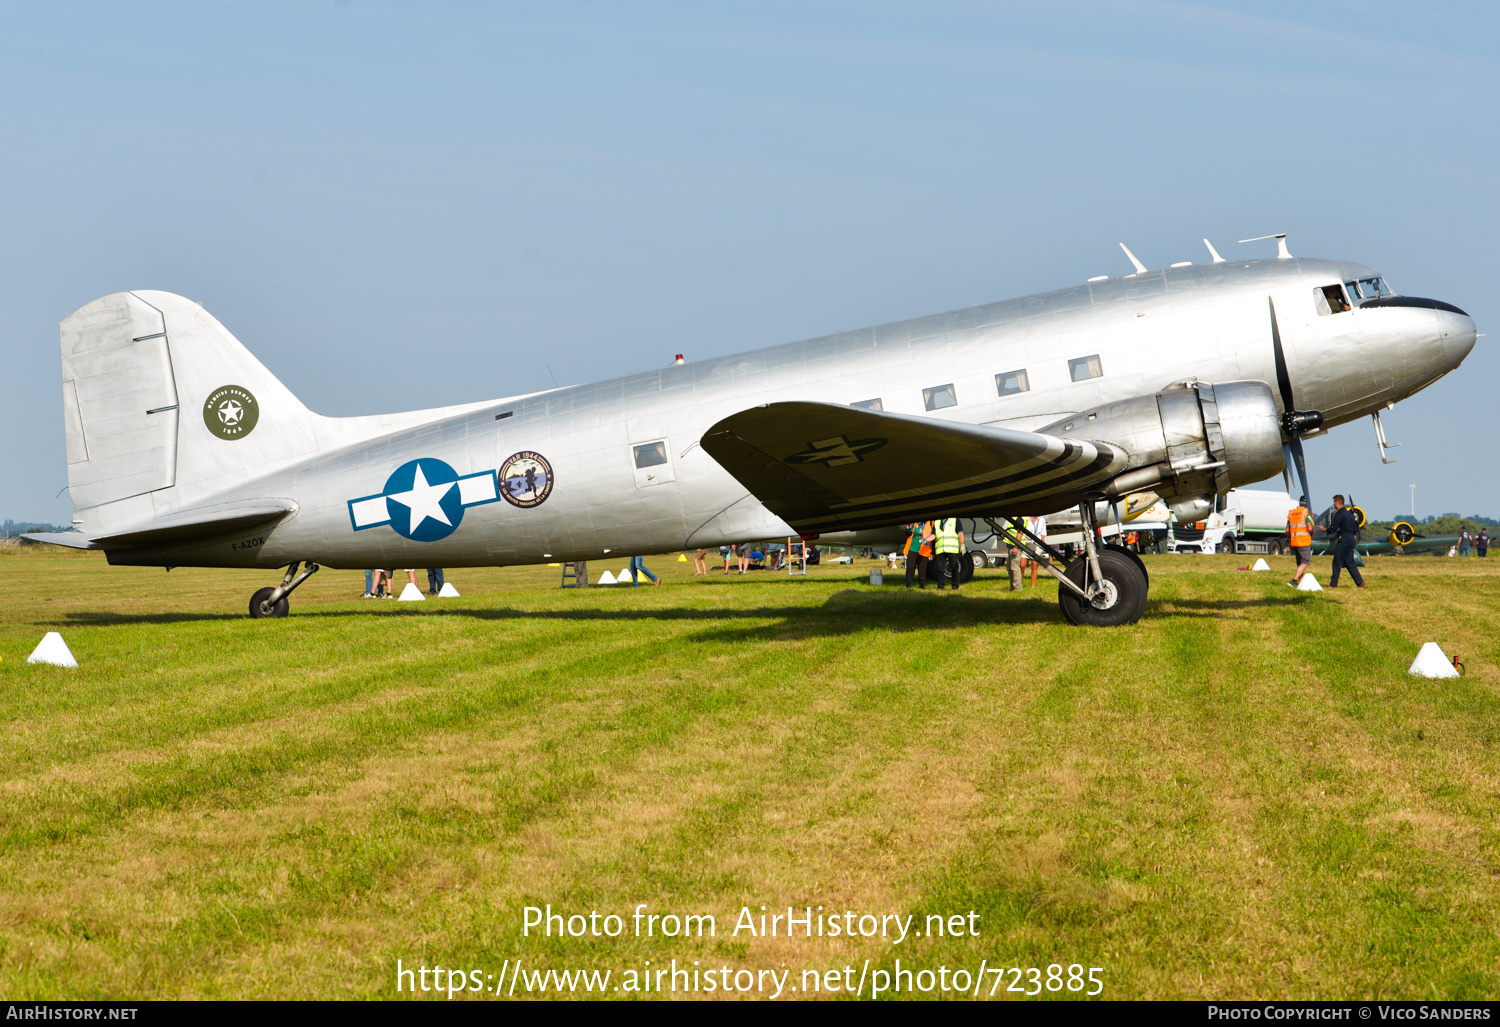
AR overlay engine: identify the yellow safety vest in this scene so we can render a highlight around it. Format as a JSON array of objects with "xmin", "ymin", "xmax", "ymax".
[
  {"xmin": 1288, "ymin": 507, "xmax": 1312, "ymax": 547},
  {"xmin": 936, "ymin": 518, "xmax": 961, "ymax": 555}
]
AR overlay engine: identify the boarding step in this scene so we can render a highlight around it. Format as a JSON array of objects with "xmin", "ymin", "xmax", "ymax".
[{"xmin": 561, "ymin": 560, "xmax": 590, "ymax": 588}]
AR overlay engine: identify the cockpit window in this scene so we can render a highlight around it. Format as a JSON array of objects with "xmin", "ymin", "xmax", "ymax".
[
  {"xmin": 1315, "ymin": 284, "xmax": 1351, "ymax": 315},
  {"xmin": 1344, "ymin": 276, "xmax": 1392, "ymax": 300}
]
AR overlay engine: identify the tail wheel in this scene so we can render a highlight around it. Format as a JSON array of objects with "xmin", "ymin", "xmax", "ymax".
[
  {"xmin": 249, "ymin": 586, "xmax": 289, "ymax": 618},
  {"xmin": 1057, "ymin": 549, "xmax": 1148, "ymax": 626},
  {"xmin": 924, "ymin": 554, "xmax": 976, "ymax": 585}
]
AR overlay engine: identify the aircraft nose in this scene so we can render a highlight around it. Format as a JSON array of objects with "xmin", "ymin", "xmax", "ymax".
[{"xmin": 1439, "ymin": 306, "xmax": 1478, "ymax": 367}]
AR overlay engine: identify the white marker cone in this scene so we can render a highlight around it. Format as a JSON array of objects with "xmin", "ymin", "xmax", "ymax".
[
  {"xmin": 598, "ymin": 570, "xmax": 617, "ymax": 585},
  {"xmin": 1296, "ymin": 574, "xmax": 1323, "ymax": 592},
  {"xmin": 1252, "ymin": 558, "xmax": 1270, "ymax": 571},
  {"xmin": 619, "ymin": 567, "xmax": 633, "ymax": 581},
  {"xmin": 438, "ymin": 582, "xmax": 460, "ymax": 597},
  {"xmin": 27, "ymin": 632, "xmax": 77, "ymax": 668},
  {"xmin": 398, "ymin": 582, "xmax": 426, "ymax": 601},
  {"xmin": 1409, "ymin": 642, "xmax": 1460, "ymax": 678}
]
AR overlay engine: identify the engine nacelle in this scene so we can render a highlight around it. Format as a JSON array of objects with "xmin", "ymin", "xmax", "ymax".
[{"xmin": 1039, "ymin": 380, "xmax": 1283, "ymax": 520}]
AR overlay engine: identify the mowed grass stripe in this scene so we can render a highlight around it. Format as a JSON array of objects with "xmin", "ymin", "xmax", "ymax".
[{"xmin": 2, "ymin": 549, "xmax": 1499, "ymax": 999}]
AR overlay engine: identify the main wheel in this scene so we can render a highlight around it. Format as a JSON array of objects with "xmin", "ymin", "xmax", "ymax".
[
  {"xmin": 1057, "ymin": 549, "xmax": 1148, "ymax": 626},
  {"xmin": 249, "ymin": 586, "xmax": 289, "ymax": 618},
  {"xmin": 1103, "ymin": 543, "xmax": 1148, "ymax": 588},
  {"xmin": 923, "ymin": 555, "xmax": 975, "ymax": 586}
]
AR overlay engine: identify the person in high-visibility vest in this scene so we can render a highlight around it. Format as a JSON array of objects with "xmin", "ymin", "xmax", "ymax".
[
  {"xmin": 1286, "ymin": 495, "xmax": 1314, "ymax": 587},
  {"xmin": 903, "ymin": 521, "xmax": 936, "ymax": 589},
  {"xmin": 934, "ymin": 516, "xmax": 967, "ymax": 591}
]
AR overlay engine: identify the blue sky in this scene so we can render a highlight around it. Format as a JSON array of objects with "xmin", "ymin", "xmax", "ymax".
[{"xmin": 2, "ymin": 1, "xmax": 1496, "ymax": 525}]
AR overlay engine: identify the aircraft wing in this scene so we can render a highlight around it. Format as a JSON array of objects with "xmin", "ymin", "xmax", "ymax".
[{"xmin": 701, "ymin": 402, "xmax": 1126, "ymax": 535}]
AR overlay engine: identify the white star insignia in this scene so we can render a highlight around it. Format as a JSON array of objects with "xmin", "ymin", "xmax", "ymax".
[
  {"xmin": 387, "ymin": 465, "xmax": 455, "ymax": 533},
  {"xmin": 219, "ymin": 400, "xmax": 243, "ymax": 425}
]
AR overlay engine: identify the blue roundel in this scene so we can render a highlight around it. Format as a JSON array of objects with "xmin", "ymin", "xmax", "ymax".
[{"xmin": 382, "ymin": 458, "xmax": 466, "ymax": 542}]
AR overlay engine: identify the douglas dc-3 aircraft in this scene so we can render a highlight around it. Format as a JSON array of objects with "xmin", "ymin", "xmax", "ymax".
[{"xmin": 29, "ymin": 237, "xmax": 1477, "ymax": 625}]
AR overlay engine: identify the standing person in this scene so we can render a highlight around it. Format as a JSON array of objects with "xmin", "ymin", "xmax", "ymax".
[
  {"xmin": 720, "ymin": 545, "xmax": 733, "ymax": 574},
  {"xmin": 1478, "ymin": 529, "xmax": 1490, "ymax": 558},
  {"xmin": 1003, "ymin": 518, "xmax": 1025, "ymax": 591},
  {"xmin": 403, "ymin": 569, "xmax": 420, "ymax": 595},
  {"xmin": 627, "ymin": 554, "xmax": 659, "ymax": 587},
  {"xmin": 426, "ymin": 568, "xmax": 444, "ymax": 595},
  {"xmin": 737, "ymin": 542, "xmax": 751, "ymax": 574},
  {"xmin": 1024, "ymin": 515, "xmax": 1048, "ymax": 587},
  {"xmin": 1286, "ymin": 496, "xmax": 1314, "ymax": 587},
  {"xmin": 1324, "ymin": 495, "xmax": 1367, "ymax": 589},
  {"xmin": 934, "ymin": 516, "xmax": 967, "ymax": 592},
  {"xmin": 903, "ymin": 521, "xmax": 933, "ymax": 589},
  {"xmin": 693, "ymin": 548, "xmax": 709, "ymax": 575},
  {"xmin": 1459, "ymin": 529, "xmax": 1472, "ymax": 558},
  {"xmin": 363, "ymin": 569, "xmax": 376, "ymax": 599}
]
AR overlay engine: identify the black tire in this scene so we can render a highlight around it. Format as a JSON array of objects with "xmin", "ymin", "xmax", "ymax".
[
  {"xmin": 1103, "ymin": 543, "xmax": 1148, "ymax": 589},
  {"xmin": 1266, "ymin": 538, "xmax": 1283, "ymax": 557},
  {"xmin": 1217, "ymin": 534, "xmax": 1236, "ymax": 554},
  {"xmin": 923, "ymin": 554, "xmax": 974, "ymax": 587},
  {"xmin": 969, "ymin": 550, "xmax": 989, "ymax": 570},
  {"xmin": 249, "ymin": 586, "xmax": 289, "ymax": 619},
  {"xmin": 1057, "ymin": 549, "xmax": 1148, "ymax": 626}
]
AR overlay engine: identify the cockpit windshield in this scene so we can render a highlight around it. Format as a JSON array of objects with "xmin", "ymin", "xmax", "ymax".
[{"xmin": 1345, "ymin": 276, "xmax": 1392, "ymax": 300}]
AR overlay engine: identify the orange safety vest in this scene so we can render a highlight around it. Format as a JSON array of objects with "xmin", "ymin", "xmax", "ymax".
[{"xmin": 1288, "ymin": 506, "xmax": 1313, "ymax": 547}]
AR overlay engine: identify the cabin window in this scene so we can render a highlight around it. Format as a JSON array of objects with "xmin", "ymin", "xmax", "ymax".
[
  {"xmin": 632, "ymin": 441, "xmax": 669, "ymax": 468},
  {"xmin": 922, "ymin": 384, "xmax": 958, "ymax": 411},
  {"xmin": 851, "ymin": 398, "xmax": 883, "ymax": 411},
  {"xmin": 1346, "ymin": 276, "xmax": 1391, "ymax": 300},
  {"xmin": 995, "ymin": 369, "xmax": 1030, "ymax": 397},
  {"xmin": 1068, "ymin": 355, "xmax": 1103, "ymax": 382},
  {"xmin": 1315, "ymin": 284, "xmax": 1351, "ymax": 315}
]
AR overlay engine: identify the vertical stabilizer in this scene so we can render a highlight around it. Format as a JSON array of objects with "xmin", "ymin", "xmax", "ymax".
[{"xmin": 60, "ymin": 291, "xmax": 320, "ymax": 520}]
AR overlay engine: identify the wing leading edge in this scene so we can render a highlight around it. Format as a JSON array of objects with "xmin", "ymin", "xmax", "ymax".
[{"xmin": 701, "ymin": 402, "xmax": 1126, "ymax": 535}]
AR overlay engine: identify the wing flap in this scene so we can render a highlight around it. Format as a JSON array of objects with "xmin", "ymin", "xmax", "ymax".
[{"xmin": 701, "ymin": 402, "xmax": 1125, "ymax": 534}]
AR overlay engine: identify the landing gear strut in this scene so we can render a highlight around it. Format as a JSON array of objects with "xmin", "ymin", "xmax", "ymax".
[
  {"xmin": 989, "ymin": 499, "xmax": 1150, "ymax": 626},
  {"xmin": 249, "ymin": 561, "xmax": 319, "ymax": 618}
]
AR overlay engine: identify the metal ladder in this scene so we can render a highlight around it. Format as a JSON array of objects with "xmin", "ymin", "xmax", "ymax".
[
  {"xmin": 561, "ymin": 560, "xmax": 590, "ymax": 588},
  {"xmin": 787, "ymin": 537, "xmax": 807, "ymax": 576}
]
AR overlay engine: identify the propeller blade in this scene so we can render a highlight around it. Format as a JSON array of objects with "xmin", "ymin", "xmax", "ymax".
[
  {"xmin": 1269, "ymin": 297, "xmax": 1295, "ymax": 411},
  {"xmin": 1285, "ymin": 435, "xmax": 1313, "ymax": 511}
]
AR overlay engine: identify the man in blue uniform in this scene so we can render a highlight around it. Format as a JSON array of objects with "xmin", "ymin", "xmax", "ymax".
[{"xmin": 1325, "ymin": 494, "xmax": 1366, "ymax": 589}]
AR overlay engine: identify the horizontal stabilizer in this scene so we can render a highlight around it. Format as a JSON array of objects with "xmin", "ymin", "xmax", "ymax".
[
  {"xmin": 701, "ymin": 402, "xmax": 1124, "ymax": 534},
  {"xmin": 21, "ymin": 532, "xmax": 100, "ymax": 550},
  {"xmin": 39, "ymin": 499, "xmax": 299, "ymax": 550}
]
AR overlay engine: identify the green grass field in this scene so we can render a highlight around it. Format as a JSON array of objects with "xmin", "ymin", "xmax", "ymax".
[{"xmin": 2, "ymin": 547, "xmax": 1498, "ymax": 1000}]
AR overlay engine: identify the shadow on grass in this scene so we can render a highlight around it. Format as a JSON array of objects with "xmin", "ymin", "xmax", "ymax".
[{"xmin": 52, "ymin": 590, "xmax": 1310, "ymax": 634}]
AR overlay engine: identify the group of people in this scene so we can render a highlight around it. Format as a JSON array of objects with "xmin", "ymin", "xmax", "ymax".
[
  {"xmin": 1287, "ymin": 494, "xmax": 1365, "ymax": 588},
  {"xmin": 900, "ymin": 518, "xmax": 969, "ymax": 591},
  {"xmin": 362, "ymin": 567, "xmax": 444, "ymax": 598},
  {"xmin": 1456, "ymin": 529, "xmax": 1491, "ymax": 557}
]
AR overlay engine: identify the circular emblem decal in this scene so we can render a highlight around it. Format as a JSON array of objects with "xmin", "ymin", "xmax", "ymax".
[
  {"xmin": 500, "ymin": 451, "xmax": 553, "ymax": 508},
  {"xmin": 203, "ymin": 385, "xmax": 259, "ymax": 440},
  {"xmin": 382, "ymin": 458, "xmax": 468, "ymax": 542}
]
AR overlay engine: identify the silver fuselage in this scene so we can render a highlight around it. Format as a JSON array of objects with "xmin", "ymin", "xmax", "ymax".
[{"xmin": 93, "ymin": 256, "xmax": 1476, "ymax": 568}]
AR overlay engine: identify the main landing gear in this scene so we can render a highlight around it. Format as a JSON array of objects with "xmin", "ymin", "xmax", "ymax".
[
  {"xmin": 249, "ymin": 561, "xmax": 319, "ymax": 618},
  {"xmin": 990, "ymin": 497, "xmax": 1149, "ymax": 626}
]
